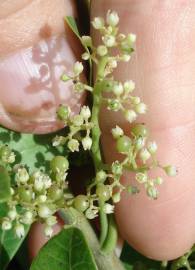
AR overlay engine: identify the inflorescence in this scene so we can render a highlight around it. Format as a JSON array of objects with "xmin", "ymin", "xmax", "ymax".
[{"xmin": 0, "ymin": 10, "xmax": 177, "ymax": 238}]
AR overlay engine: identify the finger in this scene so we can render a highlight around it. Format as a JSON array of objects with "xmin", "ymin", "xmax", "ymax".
[
  {"xmin": 28, "ymin": 216, "xmax": 63, "ymax": 260},
  {"xmin": 0, "ymin": 0, "xmax": 85, "ymax": 134},
  {"xmin": 91, "ymin": 0, "xmax": 195, "ymax": 260}
]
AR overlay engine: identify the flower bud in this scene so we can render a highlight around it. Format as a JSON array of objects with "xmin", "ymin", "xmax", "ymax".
[
  {"xmin": 124, "ymin": 110, "xmax": 137, "ymax": 123},
  {"xmin": 102, "ymin": 35, "xmax": 116, "ymax": 47},
  {"xmin": 92, "ymin": 17, "xmax": 104, "ymax": 29},
  {"xmin": 22, "ymin": 211, "xmax": 33, "ymax": 224},
  {"xmin": 112, "ymin": 192, "xmax": 121, "ymax": 203},
  {"xmin": 72, "ymin": 115, "xmax": 84, "ymax": 126},
  {"xmin": 121, "ymin": 54, "xmax": 131, "ymax": 62},
  {"xmin": 73, "ymin": 61, "xmax": 84, "ymax": 75},
  {"xmin": 15, "ymin": 223, "xmax": 25, "ymax": 238},
  {"xmin": 38, "ymin": 204, "xmax": 52, "ymax": 219},
  {"xmin": 80, "ymin": 106, "xmax": 91, "ymax": 120},
  {"xmin": 57, "ymin": 105, "xmax": 70, "ymax": 121},
  {"xmin": 2, "ymin": 220, "xmax": 12, "ymax": 231},
  {"xmin": 111, "ymin": 125, "xmax": 124, "ymax": 139},
  {"xmin": 147, "ymin": 141, "xmax": 158, "ymax": 154},
  {"xmin": 164, "ymin": 165, "xmax": 177, "ymax": 177},
  {"xmin": 97, "ymin": 45, "xmax": 108, "ymax": 56},
  {"xmin": 74, "ymin": 82, "xmax": 85, "ymax": 92},
  {"xmin": 113, "ymin": 83, "xmax": 123, "ymax": 96},
  {"xmin": 135, "ymin": 102, "xmax": 147, "ymax": 114},
  {"xmin": 8, "ymin": 208, "xmax": 17, "ymax": 221},
  {"xmin": 103, "ymin": 203, "xmax": 114, "ymax": 214},
  {"xmin": 82, "ymin": 137, "xmax": 92, "ymax": 151},
  {"xmin": 82, "ymin": 52, "xmax": 90, "ymax": 60},
  {"xmin": 123, "ymin": 80, "xmax": 135, "ymax": 92},
  {"xmin": 81, "ymin": 36, "xmax": 92, "ymax": 47},
  {"xmin": 44, "ymin": 226, "xmax": 53, "ymax": 238},
  {"xmin": 139, "ymin": 148, "xmax": 151, "ymax": 163},
  {"xmin": 106, "ymin": 10, "xmax": 119, "ymax": 27},
  {"xmin": 16, "ymin": 168, "xmax": 29, "ymax": 184},
  {"xmin": 68, "ymin": 139, "xmax": 79, "ymax": 152},
  {"xmin": 96, "ymin": 170, "xmax": 107, "ymax": 182}
]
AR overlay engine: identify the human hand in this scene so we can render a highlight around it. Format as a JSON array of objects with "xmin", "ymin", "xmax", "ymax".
[{"xmin": 0, "ymin": 0, "xmax": 194, "ymax": 262}]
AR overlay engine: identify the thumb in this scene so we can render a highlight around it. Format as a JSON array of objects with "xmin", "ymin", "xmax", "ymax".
[
  {"xmin": 0, "ymin": 0, "xmax": 84, "ymax": 134},
  {"xmin": 91, "ymin": 0, "xmax": 195, "ymax": 260}
]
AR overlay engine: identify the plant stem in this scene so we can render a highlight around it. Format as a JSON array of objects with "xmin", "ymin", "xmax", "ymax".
[
  {"xmin": 59, "ymin": 208, "xmax": 125, "ymax": 270},
  {"xmin": 91, "ymin": 56, "xmax": 117, "ymax": 249}
]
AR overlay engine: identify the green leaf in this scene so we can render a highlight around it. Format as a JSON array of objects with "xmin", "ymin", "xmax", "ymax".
[
  {"xmin": 65, "ymin": 16, "xmax": 81, "ymax": 40},
  {"xmin": 30, "ymin": 227, "xmax": 98, "ymax": 270},
  {"xmin": 0, "ymin": 126, "xmax": 64, "ymax": 173},
  {"xmin": 120, "ymin": 242, "xmax": 161, "ymax": 270},
  {"xmin": 123, "ymin": 262, "xmax": 133, "ymax": 270},
  {"xmin": 0, "ymin": 204, "xmax": 29, "ymax": 270},
  {"xmin": 0, "ymin": 166, "xmax": 11, "ymax": 203}
]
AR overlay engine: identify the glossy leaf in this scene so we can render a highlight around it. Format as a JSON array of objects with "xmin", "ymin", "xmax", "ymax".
[
  {"xmin": 0, "ymin": 166, "xmax": 11, "ymax": 203},
  {"xmin": 30, "ymin": 227, "xmax": 98, "ymax": 270},
  {"xmin": 0, "ymin": 204, "xmax": 29, "ymax": 270}
]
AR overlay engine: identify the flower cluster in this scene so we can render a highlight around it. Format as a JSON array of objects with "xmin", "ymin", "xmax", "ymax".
[
  {"xmin": 53, "ymin": 105, "xmax": 93, "ymax": 152},
  {"xmin": 1, "ymin": 155, "xmax": 71, "ymax": 238}
]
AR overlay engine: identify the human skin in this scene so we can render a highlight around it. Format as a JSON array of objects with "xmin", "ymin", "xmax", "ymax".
[{"xmin": 0, "ymin": 0, "xmax": 195, "ymax": 262}]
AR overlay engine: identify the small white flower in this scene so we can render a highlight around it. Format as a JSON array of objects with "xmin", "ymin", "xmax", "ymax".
[
  {"xmin": 72, "ymin": 115, "xmax": 84, "ymax": 126},
  {"xmin": 147, "ymin": 186, "xmax": 158, "ymax": 199},
  {"xmin": 97, "ymin": 45, "xmax": 108, "ymax": 56},
  {"xmin": 68, "ymin": 139, "xmax": 79, "ymax": 152},
  {"xmin": 125, "ymin": 110, "xmax": 137, "ymax": 123},
  {"xmin": 7, "ymin": 152, "xmax": 15, "ymax": 163},
  {"xmin": 106, "ymin": 10, "xmax": 119, "ymax": 27},
  {"xmin": 85, "ymin": 208, "xmax": 98, "ymax": 219},
  {"xmin": 44, "ymin": 226, "xmax": 53, "ymax": 238},
  {"xmin": 102, "ymin": 35, "xmax": 116, "ymax": 47},
  {"xmin": 113, "ymin": 83, "xmax": 123, "ymax": 96},
  {"xmin": 16, "ymin": 168, "xmax": 29, "ymax": 184},
  {"xmin": 164, "ymin": 165, "xmax": 177, "ymax": 177},
  {"xmin": 22, "ymin": 211, "xmax": 33, "ymax": 225},
  {"xmin": 131, "ymin": 96, "xmax": 140, "ymax": 105},
  {"xmin": 109, "ymin": 59, "xmax": 117, "ymax": 69},
  {"xmin": 103, "ymin": 203, "xmax": 114, "ymax": 214},
  {"xmin": 15, "ymin": 224, "xmax": 25, "ymax": 238},
  {"xmin": 135, "ymin": 102, "xmax": 147, "ymax": 114},
  {"xmin": 123, "ymin": 80, "xmax": 135, "ymax": 92},
  {"xmin": 46, "ymin": 216, "xmax": 57, "ymax": 226},
  {"xmin": 34, "ymin": 178, "xmax": 44, "ymax": 192},
  {"xmin": 73, "ymin": 61, "xmax": 84, "ymax": 75},
  {"xmin": 38, "ymin": 204, "xmax": 52, "ymax": 219},
  {"xmin": 82, "ymin": 137, "xmax": 92, "ymax": 151},
  {"xmin": 37, "ymin": 195, "xmax": 47, "ymax": 203},
  {"xmin": 147, "ymin": 141, "xmax": 158, "ymax": 154},
  {"xmin": 92, "ymin": 17, "xmax": 104, "ymax": 29},
  {"xmin": 43, "ymin": 175, "xmax": 52, "ymax": 189},
  {"xmin": 2, "ymin": 220, "xmax": 12, "ymax": 231},
  {"xmin": 111, "ymin": 126, "xmax": 124, "ymax": 139},
  {"xmin": 80, "ymin": 106, "xmax": 91, "ymax": 120},
  {"xmin": 139, "ymin": 148, "xmax": 151, "ymax": 163}
]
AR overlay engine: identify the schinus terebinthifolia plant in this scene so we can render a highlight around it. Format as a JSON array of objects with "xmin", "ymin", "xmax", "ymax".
[{"xmin": 0, "ymin": 10, "xmax": 177, "ymax": 250}]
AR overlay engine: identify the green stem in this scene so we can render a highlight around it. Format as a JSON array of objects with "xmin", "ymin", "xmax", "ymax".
[
  {"xmin": 91, "ymin": 57, "xmax": 110, "ymax": 247},
  {"xmin": 59, "ymin": 208, "xmax": 125, "ymax": 270},
  {"xmin": 102, "ymin": 215, "xmax": 118, "ymax": 254}
]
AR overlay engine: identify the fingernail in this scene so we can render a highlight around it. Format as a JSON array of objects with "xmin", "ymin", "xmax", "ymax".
[{"xmin": 0, "ymin": 35, "xmax": 84, "ymax": 134}]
